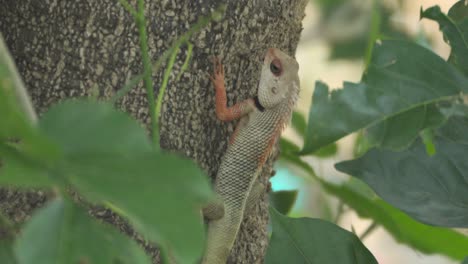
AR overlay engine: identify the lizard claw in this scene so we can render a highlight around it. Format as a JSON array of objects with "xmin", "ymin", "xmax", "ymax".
[{"xmin": 210, "ymin": 56, "xmax": 225, "ymax": 89}]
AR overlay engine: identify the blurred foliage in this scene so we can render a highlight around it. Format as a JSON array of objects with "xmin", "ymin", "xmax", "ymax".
[
  {"xmin": 16, "ymin": 199, "xmax": 151, "ymax": 264},
  {"xmin": 313, "ymin": 0, "xmax": 411, "ymax": 59}
]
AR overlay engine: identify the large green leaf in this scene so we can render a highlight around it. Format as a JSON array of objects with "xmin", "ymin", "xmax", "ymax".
[
  {"xmin": 0, "ymin": 241, "xmax": 16, "ymax": 264},
  {"xmin": 281, "ymin": 140, "xmax": 468, "ymax": 260},
  {"xmin": 301, "ymin": 40, "xmax": 468, "ymax": 154},
  {"xmin": 366, "ymin": 103, "xmax": 446, "ymax": 150},
  {"xmin": 324, "ymin": 179, "xmax": 468, "ymax": 260},
  {"xmin": 38, "ymin": 100, "xmax": 213, "ymax": 264},
  {"xmin": 265, "ymin": 207, "xmax": 378, "ymax": 264},
  {"xmin": 0, "ymin": 36, "xmax": 59, "ymax": 188},
  {"xmin": 269, "ymin": 190, "xmax": 298, "ymax": 215},
  {"xmin": 291, "ymin": 111, "xmax": 307, "ymax": 137},
  {"xmin": 39, "ymin": 100, "xmax": 152, "ymax": 155},
  {"xmin": 336, "ymin": 116, "xmax": 468, "ymax": 227},
  {"xmin": 15, "ymin": 199, "xmax": 150, "ymax": 264},
  {"xmin": 0, "ymin": 214, "xmax": 16, "ymax": 264},
  {"xmin": 63, "ymin": 152, "xmax": 211, "ymax": 264},
  {"xmin": 421, "ymin": 3, "xmax": 468, "ymax": 75},
  {"xmin": 0, "ymin": 145, "xmax": 53, "ymax": 188}
]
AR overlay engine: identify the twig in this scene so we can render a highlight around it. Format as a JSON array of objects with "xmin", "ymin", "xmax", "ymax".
[
  {"xmin": 0, "ymin": 34, "xmax": 38, "ymax": 124},
  {"xmin": 136, "ymin": 0, "xmax": 158, "ymax": 146},
  {"xmin": 110, "ymin": 73, "xmax": 144, "ymax": 104},
  {"xmin": 176, "ymin": 42, "xmax": 193, "ymax": 81},
  {"xmin": 118, "ymin": 0, "xmax": 137, "ymax": 17},
  {"xmin": 360, "ymin": 221, "xmax": 378, "ymax": 240},
  {"xmin": 155, "ymin": 47, "xmax": 180, "ymax": 126}
]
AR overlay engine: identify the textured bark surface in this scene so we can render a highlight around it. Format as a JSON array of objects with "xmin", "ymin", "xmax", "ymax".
[{"xmin": 0, "ymin": 0, "xmax": 307, "ymax": 263}]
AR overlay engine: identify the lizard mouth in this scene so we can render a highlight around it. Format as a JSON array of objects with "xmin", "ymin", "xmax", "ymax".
[{"xmin": 253, "ymin": 96, "xmax": 265, "ymax": 112}]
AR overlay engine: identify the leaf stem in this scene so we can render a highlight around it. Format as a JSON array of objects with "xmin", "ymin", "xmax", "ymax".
[
  {"xmin": 136, "ymin": 0, "xmax": 158, "ymax": 147},
  {"xmin": 110, "ymin": 73, "xmax": 144, "ymax": 104},
  {"xmin": 118, "ymin": 0, "xmax": 137, "ymax": 17},
  {"xmin": 176, "ymin": 43, "xmax": 193, "ymax": 81},
  {"xmin": 0, "ymin": 34, "xmax": 38, "ymax": 125},
  {"xmin": 153, "ymin": 45, "xmax": 180, "ymax": 150},
  {"xmin": 113, "ymin": 4, "xmax": 226, "ymax": 149},
  {"xmin": 364, "ymin": 0, "xmax": 381, "ymax": 68},
  {"xmin": 359, "ymin": 221, "xmax": 378, "ymax": 240}
]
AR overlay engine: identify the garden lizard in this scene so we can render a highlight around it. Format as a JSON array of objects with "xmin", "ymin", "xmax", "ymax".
[{"xmin": 203, "ymin": 48, "xmax": 300, "ymax": 264}]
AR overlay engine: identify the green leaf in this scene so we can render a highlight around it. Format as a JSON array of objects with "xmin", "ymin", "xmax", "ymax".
[
  {"xmin": 39, "ymin": 99, "xmax": 152, "ymax": 155},
  {"xmin": 313, "ymin": 143, "xmax": 338, "ymax": 158},
  {"xmin": 421, "ymin": 3, "xmax": 468, "ymax": 75},
  {"xmin": 366, "ymin": 103, "xmax": 446, "ymax": 150},
  {"xmin": 0, "ymin": 147, "xmax": 52, "ymax": 188},
  {"xmin": 336, "ymin": 116, "xmax": 468, "ymax": 227},
  {"xmin": 289, "ymin": 112, "xmax": 339, "ymax": 157},
  {"xmin": 0, "ymin": 37, "xmax": 60, "ymax": 190},
  {"xmin": 15, "ymin": 199, "xmax": 150, "ymax": 264},
  {"xmin": 0, "ymin": 241, "xmax": 16, "ymax": 264},
  {"xmin": 265, "ymin": 207, "xmax": 378, "ymax": 264},
  {"xmin": 324, "ymin": 180, "xmax": 468, "ymax": 260},
  {"xmin": 281, "ymin": 140, "xmax": 468, "ymax": 260},
  {"xmin": 301, "ymin": 40, "xmax": 468, "ymax": 154},
  {"xmin": 280, "ymin": 138, "xmax": 300, "ymax": 153},
  {"xmin": 269, "ymin": 190, "xmax": 298, "ymax": 215},
  {"xmin": 291, "ymin": 111, "xmax": 307, "ymax": 137},
  {"xmin": 448, "ymin": 0, "xmax": 468, "ymax": 39},
  {"xmin": 38, "ymin": 100, "xmax": 213, "ymax": 264},
  {"xmin": 0, "ymin": 35, "xmax": 57, "ymax": 163},
  {"xmin": 63, "ymin": 152, "xmax": 211, "ymax": 263},
  {"xmin": 0, "ymin": 214, "xmax": 16, "ymax": 264}
]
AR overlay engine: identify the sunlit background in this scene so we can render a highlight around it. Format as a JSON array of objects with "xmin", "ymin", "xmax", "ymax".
[{"xmin": 271, "ymin": 1, "xmax": 460, "ymax": 263}]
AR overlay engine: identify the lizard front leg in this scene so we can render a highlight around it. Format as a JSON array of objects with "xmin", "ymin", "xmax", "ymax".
[{"xmin": 210, "ymin": 57, "xmax": 254, "ymax": 122}]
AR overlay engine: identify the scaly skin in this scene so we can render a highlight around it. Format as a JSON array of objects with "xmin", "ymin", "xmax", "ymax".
[{"xmin": 203, "ymin": 48, "xmax": 300, "ymax": 264}]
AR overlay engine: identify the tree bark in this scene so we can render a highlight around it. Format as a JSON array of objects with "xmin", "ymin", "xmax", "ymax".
[{"xmin": 0, "ymin": 0, "xmax": 307, "ymax": 263}]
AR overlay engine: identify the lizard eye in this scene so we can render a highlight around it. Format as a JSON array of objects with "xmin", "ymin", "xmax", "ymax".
[{"xmin": 270, "ymin": 59, "xmax": 282, "ymax": 76}]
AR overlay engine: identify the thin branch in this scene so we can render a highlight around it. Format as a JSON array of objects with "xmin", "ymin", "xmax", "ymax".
[
  {"xmin": 155, "ymin": 46, "xmax": 180, "ymax": 132},
  {"xmin": 334, "ymin": 201, "xmax": 345, "ymax": 224},
  {"xmin": 118, "ymin": 0, "xmax": 137, "ymax": 17},
  {"xmin": 360, "ymin": 221, "xmax": 378, "ymax": 241},
  {"xmin": 176, "ymin": 42, "xmax": 193, "ymax": 81},
  {"xmin": 0, "ymin": 34, "xmax": 38, "ymax": 124},
  {"xmin": 110, "ymin": 73, "xmax": 144, "ymax": 104},
  {"xmin": 136, "ymin": 0, "xmax": 158, "ymax": 146},
  {"xmin": 364, "ymin": 0, "xmax": 381, "ymax": 68},
  {"xmin": 151, "ymin": 5, "xmax": 226, "ymax": 75}
]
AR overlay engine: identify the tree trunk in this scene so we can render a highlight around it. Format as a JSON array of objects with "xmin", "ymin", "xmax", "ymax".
[{"xmin": 0, "ymin": 0, "xmax": 307, "ymax": 263}]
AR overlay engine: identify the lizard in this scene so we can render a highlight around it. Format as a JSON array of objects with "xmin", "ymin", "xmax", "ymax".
[{"xmin": 202, "ymin": 48, "xmax": 300, "ymax": 264}]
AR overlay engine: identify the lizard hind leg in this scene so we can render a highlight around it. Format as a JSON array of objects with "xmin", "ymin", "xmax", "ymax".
[{"xmin": 202, "ymin": 196, "xmax": 225, "ymax": 220}]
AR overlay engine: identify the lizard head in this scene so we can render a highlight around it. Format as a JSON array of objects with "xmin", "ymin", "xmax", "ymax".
[{"xmin": 257, "ymin": 48, "xmax": 300, "ymax": 110}]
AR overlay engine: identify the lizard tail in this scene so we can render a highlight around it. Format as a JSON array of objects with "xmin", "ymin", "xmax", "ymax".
[{"xmin": 202, "ymin": 207, "xmax": 242, "ymax": 264}]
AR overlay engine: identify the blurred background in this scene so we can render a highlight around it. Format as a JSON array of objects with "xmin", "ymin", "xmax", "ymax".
[{"xmin": 272, "ymin": 1, "xmax": 461, "ymax": 263}]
